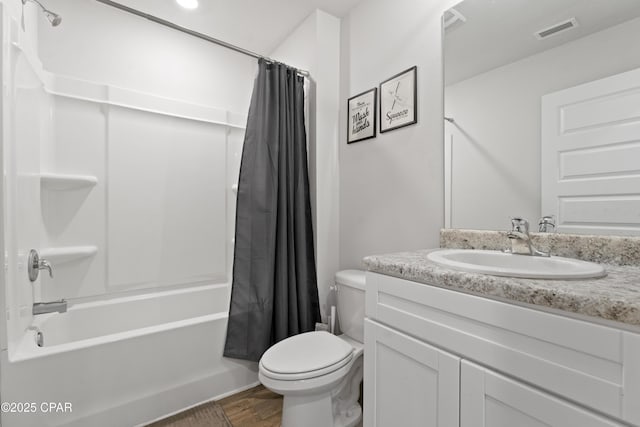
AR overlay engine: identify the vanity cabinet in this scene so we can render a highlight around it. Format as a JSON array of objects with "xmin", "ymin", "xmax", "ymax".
[
  {"xmin": 364, "ymin": 319, "xmax": 460, "ymax": 427},
  {"xmin": 363, "ymin": 272, "xmax": 640, "ymax": 427},
  {"xmin": 461, "ymin": 361, "xmax": 624, "ymax": 427}
]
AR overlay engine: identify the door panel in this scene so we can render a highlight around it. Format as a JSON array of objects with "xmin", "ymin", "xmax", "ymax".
[
  {"xmin": 364, "ymin": 319, "xmax": 459, "ymax": 427},
  {"xmin": 541, "ymin": 67, "xmax": 640, "ymax": 235},
  {"xmin": 460, "ymin": 360, "xmax": 624, "ymax": 427}
]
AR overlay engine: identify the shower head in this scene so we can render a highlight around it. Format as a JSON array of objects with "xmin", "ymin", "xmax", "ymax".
[
  {"xmin": 43, "ymin": 9, "xmax": 62, "ymax": 26},
  {"xmin": 22, "ymin": 0, "xmax": 62, "ymax": 27}
]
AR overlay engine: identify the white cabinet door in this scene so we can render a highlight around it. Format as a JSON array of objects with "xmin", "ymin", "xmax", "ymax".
[
  {"xmin": 364, "ymin": 319, "xmax": 459, "ymax": 427},
  {"xmin": 460, "ymin": 360, "xmax": 625, "ymax": 427}
]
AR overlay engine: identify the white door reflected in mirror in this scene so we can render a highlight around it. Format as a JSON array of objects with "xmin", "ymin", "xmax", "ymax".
[{"xmin": 443, "ymin": 0, "xmax": 640, "ymax": 235}]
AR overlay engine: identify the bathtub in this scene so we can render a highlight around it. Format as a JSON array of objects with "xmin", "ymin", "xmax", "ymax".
[{"xmin": 1, "ymin": 284, "xmax": 259, "ymax": 427}]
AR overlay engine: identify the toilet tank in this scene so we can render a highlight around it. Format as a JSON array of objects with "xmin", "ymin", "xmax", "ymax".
[{"xmin": 335, "ymin": 270, "xmax": 366, "ymax": 343}]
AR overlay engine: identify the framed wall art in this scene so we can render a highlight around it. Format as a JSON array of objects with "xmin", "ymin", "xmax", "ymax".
[
  {"xmin": 347, "ymin": 88, "xmax": 377, "ymax": 143},
  {"xmin": 380, "ymin": 66, "xmax": 417, "ymax": 133}
]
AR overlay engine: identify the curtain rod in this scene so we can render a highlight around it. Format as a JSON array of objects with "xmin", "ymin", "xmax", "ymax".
[{"xmin": 93, "ymin": 0, "xmax": 310, "ymax": 77}]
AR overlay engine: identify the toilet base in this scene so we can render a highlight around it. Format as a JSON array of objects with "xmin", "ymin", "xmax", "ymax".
[
  {"xmin": 273, "ymin": 355, "xmax": 363, "ymax": 427},
  {"xmin": 281, "ymin": 392, "xmax": 333, "ymax": 427},
  {"xmin": 280, "ymin": 393, "xmax": 361, "ymax": 427}
]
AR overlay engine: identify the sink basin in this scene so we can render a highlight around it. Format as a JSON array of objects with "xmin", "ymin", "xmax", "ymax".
[{"xmin": 427, "ymin": 249, "xmax": 606, "ymax": 279}]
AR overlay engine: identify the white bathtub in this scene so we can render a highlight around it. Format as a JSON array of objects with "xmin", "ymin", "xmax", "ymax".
[{"xmin": 1, "ymin": 284, "xmax": 259, "ymax": 427}]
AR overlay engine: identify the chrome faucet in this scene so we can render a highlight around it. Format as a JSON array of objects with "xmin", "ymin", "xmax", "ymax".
[
  {"xmin": 538, "ymin": 215, "xmax": 556, "ymax": 233},
  {"xmin": 507, "ymin": 217, "xmax": 550, "ymax": 257},
  {"xmin": 28, "ymin": 249, "xmax": 54, "ymax": 282},
  {"xmin": 33, "ymin": 299, "xmax": 67, "ymax": 315}
]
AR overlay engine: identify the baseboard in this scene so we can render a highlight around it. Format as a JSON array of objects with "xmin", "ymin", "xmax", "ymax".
[{"xmin": 62, "ymin": 367, "xmax": 258, "ymax": 427}]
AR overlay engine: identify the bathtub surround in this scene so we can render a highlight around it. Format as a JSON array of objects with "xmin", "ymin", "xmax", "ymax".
[
  {"xmin": 225, "ymin": 59, "xmax": 320, "ymax": 362},
  {"xmin": 1, "ymin": 284, "xmax": 260, "ymax": 426},
  {"xmin": 1, "ymin": 2, "xmax": 259, "ymax": 426}
]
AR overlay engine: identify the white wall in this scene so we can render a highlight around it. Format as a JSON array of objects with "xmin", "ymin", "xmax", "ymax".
[
  {"xmin": 37, "ymin": 0, "xmax": 255, "ymax": 113},
  {"xmin": 445, "ymin": 16, "xmax": 640, "ymax": 230},
  {"xmin": 339, "ymin": 0, "xmax": 459, "ymax": 269},
  {"xmin": 271, "ymin": 10, "xmax": 341, "ymax": 321}
]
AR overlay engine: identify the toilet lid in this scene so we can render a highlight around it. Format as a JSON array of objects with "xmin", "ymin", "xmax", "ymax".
[{"xmin": 260, "ymin": 331, "xmax": 353, "ymax": 375}]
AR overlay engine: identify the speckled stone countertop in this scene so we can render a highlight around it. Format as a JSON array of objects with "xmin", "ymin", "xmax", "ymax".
[
  {"xmin": 440, "ymin": 229, "xmax": 640, "ymax": 266},
  {"xmin": 363, "ymin": 231, "xmax": 640, "ymax": 328}
]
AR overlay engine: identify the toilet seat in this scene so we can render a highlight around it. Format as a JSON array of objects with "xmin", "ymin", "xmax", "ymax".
[
  {"xmin": 258, "ymin": 270, "xmax": 366, "ymax": 427},
  {"xmin": 260, "ymin": 331, "xmax": 354, "ymax": 381}
]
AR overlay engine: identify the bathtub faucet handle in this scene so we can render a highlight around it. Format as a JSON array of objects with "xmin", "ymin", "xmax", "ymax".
[
  {"xmin": 28, "ymin": 249, "xmax": 54, "ymax": 282},
  {"xmin": 40, "ymin": 259, "xmax": 53, "ymax": 278}
]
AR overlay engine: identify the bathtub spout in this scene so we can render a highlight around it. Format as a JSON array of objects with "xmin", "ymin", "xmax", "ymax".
[{"xmin": 33, "ymin": 299, "xmax": 67, "ymax": 315}]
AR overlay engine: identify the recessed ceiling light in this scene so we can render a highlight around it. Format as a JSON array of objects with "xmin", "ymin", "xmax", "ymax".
[{"xmin": 176, "ymin": 0, "xmax": 198, "ymax": 10}]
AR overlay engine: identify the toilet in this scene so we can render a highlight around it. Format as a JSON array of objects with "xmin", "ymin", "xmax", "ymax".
[{"xmin": 258, "ymin": 270, "xmax": 366, "ymax": 427}]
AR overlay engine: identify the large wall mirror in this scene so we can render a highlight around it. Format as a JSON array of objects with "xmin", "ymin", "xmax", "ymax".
[{"xmin": 443, "ymin": 0, "xmax": 640, "ymax": 235}]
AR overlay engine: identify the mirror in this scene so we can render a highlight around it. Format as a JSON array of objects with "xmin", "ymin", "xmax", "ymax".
[{"xmin": 443, "ymin": 0, "xmax": 640, "ymax": 235}]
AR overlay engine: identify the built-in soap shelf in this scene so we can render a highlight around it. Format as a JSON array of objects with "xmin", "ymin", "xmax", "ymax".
[
  {"xmin": 40, "ymin": 246, "xmax": 98, "ymax": 264},
  {"xmin": 40, "ymin": 173, "xmax": 98, "ymax": 191}
]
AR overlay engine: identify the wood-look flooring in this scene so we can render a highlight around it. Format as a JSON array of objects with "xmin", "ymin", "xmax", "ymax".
[
  {"xmin": 148, "ymin": 385, "xmax": 282, "ymax": 427},
  {"xmin": 148, "ymin": 382, "xmax": 367, "ymax": 427},
  {"xmin": 147, "ymin": 400, "xmax": 233, "ymax": 427},
  {"xmin": 219, "ymin": 385, "xmax": 283, "ymax": 427}
]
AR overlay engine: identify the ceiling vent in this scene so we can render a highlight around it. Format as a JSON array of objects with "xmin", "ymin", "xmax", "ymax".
[{"xmin": 535, "ymin": 18, "xmax": 579, "ymax": 40}]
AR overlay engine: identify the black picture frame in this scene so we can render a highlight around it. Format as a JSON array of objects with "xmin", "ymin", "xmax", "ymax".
[
  {"xmin": 347, "ymin": 88, "xmax": 377, "ymax": 144},
  {"xmin": 379, "ymin": 66, "xmax": 417, "ymax": 133}
]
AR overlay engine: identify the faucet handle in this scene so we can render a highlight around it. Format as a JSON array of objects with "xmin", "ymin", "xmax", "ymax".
[
  {"xmin": 510, "ymin": 217, "xmax": 529, "ymax": 233},
  {"xmin": 28, "ymin": 249, "xmax": 54, "ymax": 282},
  {"xmin": 538, "ymin": 215, "xmax": 556, "ymax": 233},
  {"xmin": 39, "ymin": 259, "xmax": 53, "ymax": 278}
]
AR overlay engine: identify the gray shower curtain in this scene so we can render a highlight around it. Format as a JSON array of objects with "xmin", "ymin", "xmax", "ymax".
[{"xmin": 223, "ymin": 59, "xmax": 320, "ymax": 362}]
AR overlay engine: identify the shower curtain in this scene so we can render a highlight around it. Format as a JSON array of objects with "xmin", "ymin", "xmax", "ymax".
[{"xmin": 224, "ymin": 59, "xmax": 320, "ymax": 362}]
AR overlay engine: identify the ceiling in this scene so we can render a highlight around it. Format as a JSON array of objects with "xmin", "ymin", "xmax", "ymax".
[
  {"xmin": 444, "ymin": 0, "xmax": 640, "ymax": 85},
  {"xmin": 113, "ymin": 0, "xmax": 364, "ymax": 56}
]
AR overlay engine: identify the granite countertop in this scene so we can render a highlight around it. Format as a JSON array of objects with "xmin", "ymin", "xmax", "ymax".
[
  {"xmin": 440, "ymin": 229, "xmax": 640, "ymax": 266},
  {"xmin": 363, "ymin": 249, "xmax": 640, "ymax": 328}
]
